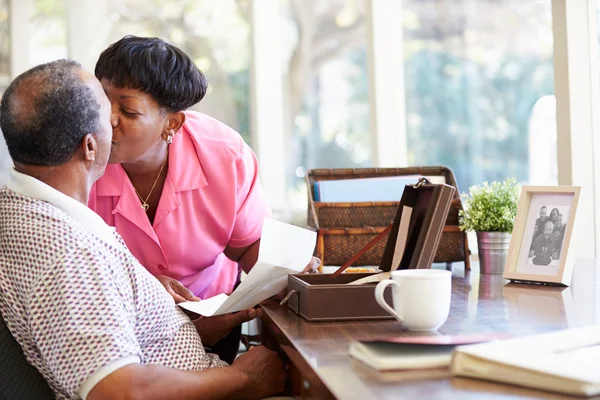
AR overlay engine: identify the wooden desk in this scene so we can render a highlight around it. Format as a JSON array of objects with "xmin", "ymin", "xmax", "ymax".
[{"xmin": 259, "ymin": 260, "xmax": 600, "ymax": 399}]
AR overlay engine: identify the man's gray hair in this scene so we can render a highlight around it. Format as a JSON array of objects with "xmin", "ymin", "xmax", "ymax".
[{"xmin": 0, "ymin": 59, "xmax": 100, "ymax": 166}]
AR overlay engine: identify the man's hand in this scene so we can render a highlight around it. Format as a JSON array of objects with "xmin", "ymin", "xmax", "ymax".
[
  {"xmin": 156, "ymin": 275, "xmax": 199, "ymax": 303},
  {"xmin": 194, "ymin": 309, "xmax": 258, "ymax": 347},
  {"xmin": 232, "ymin": 346, "xmax": 287, "ymax": 400}
]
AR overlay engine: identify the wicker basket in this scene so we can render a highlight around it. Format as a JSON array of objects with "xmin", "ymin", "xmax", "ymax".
[{"xmin": 307, "ymin": 166, "xmax": 470, "ymax": 268}]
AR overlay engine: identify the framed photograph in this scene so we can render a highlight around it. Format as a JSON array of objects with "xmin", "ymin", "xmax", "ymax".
[{"xmin": 503, "ymin": 186, "xmax": 580, "ymax": 286}]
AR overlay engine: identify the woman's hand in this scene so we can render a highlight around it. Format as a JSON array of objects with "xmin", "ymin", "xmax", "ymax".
[
  {"xmin": 301, "ymin": 256, "xmax": 321, "ymax": 274},
  {"xmin": 271, "ymin": 257, "xmax": 322, "ymax": 302},
  {"xmin": 193, "ymin": 308, "xmax": 260, "ymax": 347},
  {"xmin": 156, "ymin": 275, "xmax": 199, "ymax": 303}
]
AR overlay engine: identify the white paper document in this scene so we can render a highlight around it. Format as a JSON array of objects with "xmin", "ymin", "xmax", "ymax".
[{"xmin": 178, "ymin": 218, "xmax": 317, "ymax": 316}]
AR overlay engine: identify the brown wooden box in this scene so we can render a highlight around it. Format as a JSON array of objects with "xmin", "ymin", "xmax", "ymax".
[
  {"xmin": 306, "ymin": 166, "xmax": 470, "ymax": 269},
  {"xmin": 288, "ymin": 180, "xmax": 456, "ymax": 322},
  {"xmin": 286, "ymin": 273, "xmax": 394, "ymax": 322}
]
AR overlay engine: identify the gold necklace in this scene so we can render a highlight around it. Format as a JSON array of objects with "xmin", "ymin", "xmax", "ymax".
[{"xmin": 133, "ymin": 154, "xmax": 168, "ymax": 212}]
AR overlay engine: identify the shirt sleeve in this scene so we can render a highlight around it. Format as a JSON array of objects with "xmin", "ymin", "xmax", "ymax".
[
  {"xmin": 28, "ymin": 246, "xmax": 142, "ymax": 398},
  {"xmin": 228, "ymin": 140, "xmax": 272, "ymax": 247}
]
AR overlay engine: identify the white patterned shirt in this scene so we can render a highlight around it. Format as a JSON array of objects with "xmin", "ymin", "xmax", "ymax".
[{"xmin": 0, "ymin": 170, "xmax": 227, "ymax": 400}]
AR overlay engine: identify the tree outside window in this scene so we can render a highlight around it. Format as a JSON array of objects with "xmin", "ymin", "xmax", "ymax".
[
  {"xmin": 403, "ymin": 0, "xmax": 555, "ymax": 191},
  {"xmin": 281, "ymin": 0, "xmax": 371, "ymax": 206},
  {"xmin": 105, "ymin": 0, "xmax": 251, "ymax": 143}
]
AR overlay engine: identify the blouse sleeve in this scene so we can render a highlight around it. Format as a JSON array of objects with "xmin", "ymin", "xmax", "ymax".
[{"xmin": 227, "ymin": 140, "xmax": 272, "ymax": 248}]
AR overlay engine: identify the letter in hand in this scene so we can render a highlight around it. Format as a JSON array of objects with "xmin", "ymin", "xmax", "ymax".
[
  {"xmin": 156, "ymin": 275, "xmax": 200, "ymax": 304},
  {"xmin": 232, "ymin": 346, "xmax": 287, "ymax": 399},
  {"xmin": 194, "ymin": 308, "xmax": 258, "ymax": 347}
]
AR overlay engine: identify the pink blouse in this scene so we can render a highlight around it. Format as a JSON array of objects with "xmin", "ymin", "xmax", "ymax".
[{"xmin": 89, "ymin": 111, "xmax": 271, "ymax": 298}]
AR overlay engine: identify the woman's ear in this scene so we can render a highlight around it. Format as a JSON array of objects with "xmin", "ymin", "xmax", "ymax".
[
  {"xmin": 168, "ymin": 111, "xmax": 186, "ymax": 134},
  {"xmin": 162, "ymin": 111, "xmax": 186, "ymax": 143}
]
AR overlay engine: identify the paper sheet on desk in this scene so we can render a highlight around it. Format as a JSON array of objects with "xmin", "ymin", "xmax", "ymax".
[{"xmin": 178, "ymin": 218, "xmax": 316, "ymax": 316}]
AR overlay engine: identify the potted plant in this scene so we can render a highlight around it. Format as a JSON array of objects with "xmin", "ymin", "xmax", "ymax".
[{"xmin": 459, "ymin": 178, "xmax": 521, "ymax": 274}]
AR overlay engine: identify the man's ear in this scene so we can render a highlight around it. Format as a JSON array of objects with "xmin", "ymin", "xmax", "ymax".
[{"xmin": 82, "ymin": 133, "xmax": 97, "ymax": 162}]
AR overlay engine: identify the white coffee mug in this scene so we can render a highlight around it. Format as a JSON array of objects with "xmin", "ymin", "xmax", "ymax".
[{"xmin": 375, "ymin": 269, "xmax": 452, "ymax": 331}]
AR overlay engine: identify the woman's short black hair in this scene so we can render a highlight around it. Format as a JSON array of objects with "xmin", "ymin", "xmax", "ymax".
[{"xmin": 95, "ymin": 35, "xmax": 207, "ymax": 112}]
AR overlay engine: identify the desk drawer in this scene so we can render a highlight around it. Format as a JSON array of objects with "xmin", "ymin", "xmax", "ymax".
[
  {"xmin": 288, "ymin": 363, "xmax": 323, "ymax": 400},
  {"xmin": 260, "ymin": 317, "xmax": 336, "ymax": 399}
]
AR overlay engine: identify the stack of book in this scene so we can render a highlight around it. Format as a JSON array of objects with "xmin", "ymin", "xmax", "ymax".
[{"xmin": 350, "ymin": 326, "xmax": 600, "ymax": 397}]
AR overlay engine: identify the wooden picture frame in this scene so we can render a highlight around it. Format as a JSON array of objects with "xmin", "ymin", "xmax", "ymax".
[{"xmin": 503, "ymin": 186, "xmax": 580, "ymax": 286}]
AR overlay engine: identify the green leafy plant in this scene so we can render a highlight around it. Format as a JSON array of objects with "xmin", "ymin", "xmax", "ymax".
[{"xmin": 459, "ymin": 178, "xmax": 521, "ymax": 232}]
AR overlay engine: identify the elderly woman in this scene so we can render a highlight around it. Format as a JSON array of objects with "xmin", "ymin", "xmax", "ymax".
[{"xmin": 89, "ymin": 35, "xmax": 317, "ymax": 362}]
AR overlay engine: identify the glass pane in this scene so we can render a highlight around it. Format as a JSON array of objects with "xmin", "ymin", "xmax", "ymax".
[
  {"xmin": 0, "ymin": 0, "xmax": 9, "ymax": 92},
  {"xmin": 598, "ymin": 1, "xmax": 600, "ymax": 102},
  {"xmin": 105, "ymin": 0, "xmax": 251, "ymax": 143},
  {"xmin": 30, "ymin": 0, "xmax": 67, "ymax": 66},
  {"xmin": 281, "ymin": 0, "xmax": 371, "ymax": 205},
  {"xmin": 403, "ymin": 0, "xmax": 556, "ymax": 191}
]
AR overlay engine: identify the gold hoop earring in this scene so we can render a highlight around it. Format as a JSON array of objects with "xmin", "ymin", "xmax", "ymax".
[{"xmin": 165, "ymin": 133, "xmax": 173, "ymax": 145}]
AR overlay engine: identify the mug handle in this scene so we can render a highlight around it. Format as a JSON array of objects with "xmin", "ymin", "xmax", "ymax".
[{"xmin": 375, "ymin": 279, "xmax": 403, "ymax": 322}]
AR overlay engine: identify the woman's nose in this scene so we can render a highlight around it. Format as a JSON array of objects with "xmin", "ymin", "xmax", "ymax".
[{"xmin": 110, "ymin": 114, "xmax": 119, "ymax": 128}]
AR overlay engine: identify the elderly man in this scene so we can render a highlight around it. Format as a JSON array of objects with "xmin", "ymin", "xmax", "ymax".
[
  {"xmin": 529, "ymin": 220, "xmax": 559, "ymax": 265},
  {"xmin": 0, "ymin": 60, "xmax": 285, "ymax": 400}
]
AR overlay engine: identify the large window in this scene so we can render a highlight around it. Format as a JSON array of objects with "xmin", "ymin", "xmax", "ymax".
[
  {"xmin": 3, "ymin": 0, "xmax": 592, "ymax": 215},
  {"xmin": 281, "ymin": 0, "xmax": 371, "ymax": 205},
  {"xmin": 0, "ymin": 0, "xmax": 9, "ymax": 92},
  {"xmin": 30, "ymin": 0, "xmax": 67, "ymax": 66},
  {"xmin": 403, "ymin": 0, "xmax": 556, "ymax": 191},
  {"xmin": 104, "ymin": 0, "xmax": 251, "ymax": 143}
]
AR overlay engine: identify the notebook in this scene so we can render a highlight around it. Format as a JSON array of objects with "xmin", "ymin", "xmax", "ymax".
[
  {"xmin": 450, "ymin": 326, "xmax": 600, "ymax": 397},
  {"xmin": 349, "ymin": 333, "xmax": 509, "ymax": 371},
  {"xmin": 331, "ymin": 178, "xmax": 456, "ymax": 279},
  {"xmin": 379, "ymin": 180, "xmax": 455, "ymax": 270}
]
